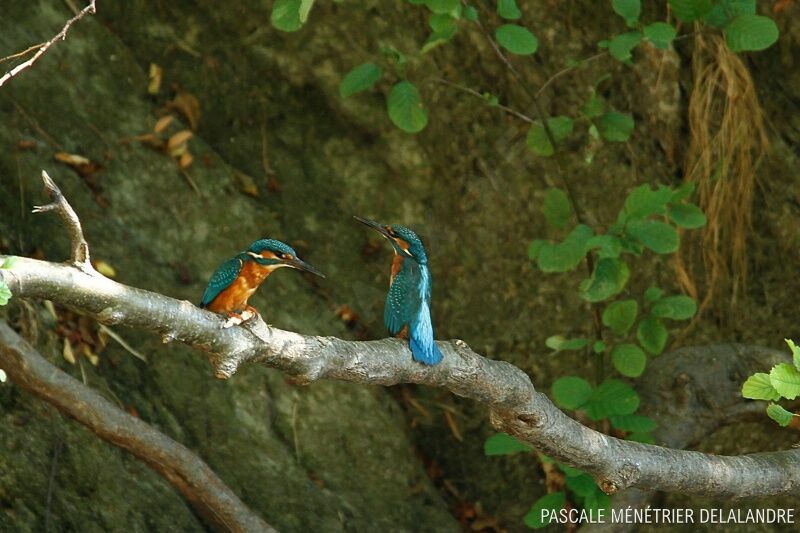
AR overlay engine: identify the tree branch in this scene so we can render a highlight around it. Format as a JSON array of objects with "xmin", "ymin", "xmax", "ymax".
[
  {"xmin": 3, "ymin": 172, "xmax": 800, "ymax": 501},
  {"xmin": 0, "ymin": 321, "xmax": 273, "ymax": 532},
  {"xmin": 0, "ymin": 0, "xmax": 97, "ymax": 88}
]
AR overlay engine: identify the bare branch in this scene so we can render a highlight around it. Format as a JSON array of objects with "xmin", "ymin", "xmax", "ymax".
[
  {"xmin": 0, "ymin": 0, "xmax": 97, "ymax": 88},
  {"xmin": 0, "ymin": 320, "xmax": 274, "ymax": 533},
  {"xmin": 32, "ymin": 171, "xmax": 93, "ymax": 272}
]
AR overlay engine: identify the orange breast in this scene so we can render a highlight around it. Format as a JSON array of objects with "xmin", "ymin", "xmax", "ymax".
[
  {"xmin": 207, "ymin": 262, "xmax": 272, "ymax": 313},
  {"xmin": 390, "ymin": 254, "xmax": 404, "ymax": 285}
]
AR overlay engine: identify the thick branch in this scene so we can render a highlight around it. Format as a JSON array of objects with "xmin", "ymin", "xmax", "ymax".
[
  {"xmin": 3, "ymin": 256, "xmax": 800, "ymax": 500},
  {"xmin": 0, "ymin": 321, "xmax": 273, "ymax": 532},
  {"xmin": 0, "ymin": 1, "xmax": 97, "ymax": 88}
]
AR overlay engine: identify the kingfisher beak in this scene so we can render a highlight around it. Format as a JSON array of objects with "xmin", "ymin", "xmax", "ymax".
[
  {"xmin": 353, "ymin": 215, "xmax": 391, "ymax": 239},
  {"xmin": 286, "ymin": 257, "xmax": 325, "ymax": 278}
]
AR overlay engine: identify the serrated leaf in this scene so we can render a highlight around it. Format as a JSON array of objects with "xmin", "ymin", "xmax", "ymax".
[
  {"xmin": 726, "ymin": 14, "xmax": 779, "ymax": 52},
  {"xmin": 626, "ymin": 219, "xmax": 679, "ymax": 254},
  {"xmin": 651, "ymin": 295, "xmax": 697, "ymax": 320},
  {"xmin": 387, "ymin": 81, "xmax": 428, "ymax": 133},
  {"xmin": 271, "ymin": 0, "xmax": 303, "ymax": 32},
  {"xmin": 644, "ymin": 22, "xmax": 677, "ymax": 49},
  {"xmin": 705, "ymin": 0, "xmax": 755, "ymax": 28},
  {"xmin": 497, "ymin": 0, "xmax": 522, "ymax": 20},
  {"xmin": 637, "ymin": 315, "xmax": 667, "ymax": 355},
  {"xmin": 787, "ymin": 339, "xmax": 800, "ymax": 370},
  {"xmin": 538, "ymin": 224, "xmax": 593, "ymax": 273},
  {"xmin": 668, "ymin": 0, "xmax": 713, "ymax": 22},
  {"xmin": 524, "ymin": 492, "xmax": 566, "ymax": 529},
  {"xmin": 552, "ymin": 376, "xmax": 593, "ymax": 410},
  {"xmin": 566, "ymin": 474, "xmax": 598, "ymax": 497},
  {"xmin": 598, "ymin": 111, "xmax": 634, "ymax": 142},
  {"xmin": 612, "ymin": 0, "xmax": 641, "ymax": 25},
  {"xmin": 612, "ymin": 343, "xmax": 647, "ymax": 377},
  {"xmin": 619, "ymin": 184, "xmax": 672, "ymax": 221},
  {"xmin": 484, "ymin": 432, "xmax": 533, "ymax": 455},
  {"xmin": 627, "ymin": 432, "xmax": 656, "ymax": 443},
  {"xmin": 579, "ymin": 258, "xmax": 629, "ymax": 302},
  {"xmin": 584, "ymin": 379, "xmax": 640, "ymax": 420},
  {"xmin": 742, "ymin": 373, "xmax": 781, "ymax": 401},
  {"xmin": 667, "ymin": 203, "xmax": 707, "ymax": 228},
  {"xmin": 495, "ymin": 24, "xmax": 539, "ymax": 55},
  {"xmin": 608, "ymin": 32, "xmax": 643, "ymax": 61},
  {"xmin": 602, "ymin": 299, "xmax": 638, "ymax": 334},
  {"xmin": 543, "ymin": 188, "xmax": 571, "ymax": 229},
  {"xmin": 766, "ymin": 403, "xmax": 793, "ymax": 427},
  {"xmin": 545, "ymin": 336, "xmax": 589, "ymax": 352},
  {"xmin": 769, "ymin": 363, "xmax": 800, "ymax": 400},
  {"xmin": 585, "ymin": 235, "xmax": 623, "ymax": 259},
  {"xmin": 609, "ymin": 414, "xmax": 657, "ymax": 432},
  {"xmin": 581, "ymin": 95, "xmax": 604, "ymax": 118},
  {"xmin": 339, "ymin": 63, "xmax": 382, "ymax": 98}
]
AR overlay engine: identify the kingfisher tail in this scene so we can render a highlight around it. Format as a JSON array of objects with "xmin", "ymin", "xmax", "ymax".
[{"xmin": 409, "ymin": 303, "xmax": 443, "ymax": 365}]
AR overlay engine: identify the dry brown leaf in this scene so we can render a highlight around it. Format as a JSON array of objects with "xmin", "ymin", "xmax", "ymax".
[
  {"xmin": 63, "ymin": 340, "xmax": 76, "ymax": 365},
  {"xmin": 94, "ymin": 260, "xmax": 117, "ymax": 278},
  {"xmin": 154, "ymin": 114, "xmax": 174, "ymax": 133},
  {"xmin": 148, "ymin": 63, "xmax": 163, "ymax": 95},
  {"xmin": 179, "ymin": 151, "xmax": 194, "ymax": 170},
  {"xmin": 17, "ymin": 139, "xmax": 36, "ymax": 150},
  {"xmin": 82, "ymin": 344, "xmax": 99, "ymax": 366},
  {"xmin": 54, "ymin": 151, "xmax": 103, "ymax": 178},
  {"xmin": 135, "ymin": 133, "xmax": 166, "ymax": 150},
  {"xmin": 236, "ymin": 172, "xmax": 259, "ymax": 197},
  {"xmin": 168, "ymin": 88, "xmax": 201, "ymax": 130},
  {"xmin": 167, "ymin": 129, "xmax": 193, "ymax": 150}
]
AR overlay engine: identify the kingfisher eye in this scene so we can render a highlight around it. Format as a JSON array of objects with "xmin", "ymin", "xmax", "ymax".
[{"xmin": 284, "ymin": 253, "xmax": 294, "ymax": 260}]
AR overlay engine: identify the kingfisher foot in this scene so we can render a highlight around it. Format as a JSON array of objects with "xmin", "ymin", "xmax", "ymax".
[{"xmin": 221, "ymin": 308, "xmax": 259, "ymax": 329}]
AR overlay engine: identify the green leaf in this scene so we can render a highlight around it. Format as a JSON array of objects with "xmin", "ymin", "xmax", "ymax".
[
  {"xmin": 527, "ymin": 116, "xmax": 573, "ymax": 157},
  {"xmin": 1, "ymin": 256, "xmax": 18, "ymax": 269},
  {"xmin": 644, "ymin": 286, "xmax": 664, "ymax": 303},
  {"xmin": 787, "ymin": 339, "xmax": 800, "ymax": 370},
  {"xmin": 528, "ymin": 239, "xmax": 545, "ymax": 260},
  {"xmin": 543, "ymin": 188, "xmax": 572, "ymax": 229},
  {"xmin": 299, "ymin": 0, "xmax": 315, "ymax": 22},
  {"xmin": 668, "ymin": 0, "xmax": 713, "ymax": 22},
  {"xmin": 0, "ymin": 280, "xmax": 11, "ymax": 306},
  {"xmin": 583, "ymin": 490, "xmax": 611, "ymax": 515},
  {"xmin": 598, "ymin": 112, "xmax": 634, "ymax": 142},
  {"xmin": 585, "ymin": 379, "xmax": 640, "ymax": 420},
  {"xmin": 546, "ymin": 336, "xmax": 590, "ymax": 352},
  {"xmin": 495, "ymin": 24, "xmax": 539, "ymax": 55},
  {"xmin": 644, "ymin": 22, "xmax": 677, "ymax": 49},
  {"xmin": 425, "ymin": 0, "xmax": 460, "ymax": 15},
  {"xmin": 524, "ymin": 492, "xmax": 566, "ymax": 529},
  {"xmin": 387, "ymin": 81, "xmax": 428, "ymax": 133},
  {"xmin": 484, "ymin": 432, "xmax": 533, "ymax": 455},
  {"xmin": 585, "ymin": 235, "xmax": 623, "ymax": 259},
  {"xmin": 766, "ymin": 403, "xmax": 794, "ymax": 427},
  {"xmin": 609, "ymin": 414, "xmax": 657, "ymax": 432},
  {"xmin": 611, "ymin": 343, "xmax": 647, "ymax": 377},
  {"xmin": 637, "ymin": 315, "xmax": 667, "ymax": 355},
  {"xmin": 557, "ymin": 463, "xmax": 583, "ymax": 477},
  {"xmin": 742, "ymin": 373, "xmax": 781, "ymax": 401},
  {"xmin": 581, "ymin": 95, "xmax": 605, "ymax": 119},
  {"xmin": 651, "ymin": 295, "xmax": 697, "ymax": 320},
  {"xmin": 339, "ymin": 63, "xmax": 383, "ymax": 98},
  {"xmin": 612, "ymin": 0, "xmax": 641, "ymax": 25},
  {"xmin": 671, "ymin": 182, "xmax": 695, "ymax": 202},
  {"xmin": 497, "ymin": 0, "xmax": 522, "ymax": 20},
  {"xmin": 566, "ymin": 474, "xmax": 598, "ymax": 497},
  {"xmin": 608, "ymin": 32, "xmax": 642, "ymax": 61},
  {"xmin": 770, "ymin": 363, "xmax": 800, "ymax": 400},
  {"xmin": 593, "ymin": 340, "xmax": 606, "ymax": 354},
  {"xmin": 579, "ymin": 258, "xmax": 630, "ymax": 302},
  {"xmin": 463, "ymin": 5, "xmax": 479, "ymax": 21},
  {"xmin": 602, "ymin": 299, "xmax": 638, "ymax": 334},
  {"xmin": 705, "ymin": 0, "xmax": 755, "ymax": 28},
  {"xmin": 537, "ymin": 224, "xmax": 593, "ymax": 273},
  {"xmin": 271, "ymin": 0, "xmax": 303, "ymax": 32},
  {"xmin": 627, "ymin": 432, "xmax": 656, "ymax": 443},
  {"xmin": 726, "ymin": 14, "xmax": 779, "ymax": 52},
  {"xmin": 619, "ymin": 184, "xmax": 672, "ymax": 221},
  {"xmin": 552, "ymin": 376, "xmax": 593, "ymax": 410},
  {"xmin": 626, "ymin": 220, "xmax": 679, "ymax": 254},
  {"xmin": 667, "ymin": 203, "xmax": 706, "ymax": 229}
]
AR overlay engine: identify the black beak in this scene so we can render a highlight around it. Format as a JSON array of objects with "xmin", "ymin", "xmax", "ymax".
[
  {"xmin": 286, "ymin": 257, "xmax": 325, "ymax": 278},
  {"xmin": 353, "ymin": 215, "xmax": 391, "ymax": 239}
]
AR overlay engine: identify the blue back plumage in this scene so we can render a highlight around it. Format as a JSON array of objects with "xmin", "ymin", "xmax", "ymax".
[
  {"xmin": 384, "ymin": 257, "xmax": 442, "ymax": 365},
  {"xmin": 249, "ymin": 239, "xmax": 297, "ymax": 257},
  {"xmin": 200, "ymin": 255, "xmax": 244, "ymax": 307}
]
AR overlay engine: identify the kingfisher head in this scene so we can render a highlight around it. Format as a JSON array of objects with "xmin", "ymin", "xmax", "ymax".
[
  {"xmin": 354, "ymin": 216, "xmax": 429, "ymax": 264},
  {"xmin": 246, "ymin": 239, "xmax": 325, "ymax": 277}
]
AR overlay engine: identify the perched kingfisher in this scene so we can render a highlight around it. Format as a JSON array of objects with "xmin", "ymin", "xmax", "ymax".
[
  {"xmin": 200, "ymin": 239, "xmax": 324, "ymax": 328},
  {"xmin": 355, "ymin": 216, "xmax": 443, "ymax": 365}
]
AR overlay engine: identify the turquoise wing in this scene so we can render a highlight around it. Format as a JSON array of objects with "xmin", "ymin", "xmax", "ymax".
[
  {"xmin": 384, "ymin": 260, "xmax": 422, "ymax": 336},
  {"xmin": 200, "ymin": 257, "xmax": 242, "ymax": 307}
]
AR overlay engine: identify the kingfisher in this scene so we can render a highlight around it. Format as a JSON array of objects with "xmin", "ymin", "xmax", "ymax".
[
  {"xmin": 355, "ymin": 216, "xmax": 443, "ymax": 365},
  {"xmin": 200, "ymin": 238, "xmax": 324, "ymax": 328}
]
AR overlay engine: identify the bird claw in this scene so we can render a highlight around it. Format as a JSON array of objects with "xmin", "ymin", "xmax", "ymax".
[{"xmin": 221, "ymin": 309, "xmax": 256, "ymax": 329}]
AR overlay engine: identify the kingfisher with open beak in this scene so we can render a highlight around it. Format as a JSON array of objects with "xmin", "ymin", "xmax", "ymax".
[
  {"xmin": 355, "ymin": 216, "xmax": 443, "ymax": 365},
  {"xmin": 200, "ymin": 238, "xmax": 324, "ymax": 328}
]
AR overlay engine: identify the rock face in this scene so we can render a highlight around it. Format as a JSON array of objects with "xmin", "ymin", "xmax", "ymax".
[{"xmin": 1, "ymin": 1, "xmax": 799, "ymax": 531}]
